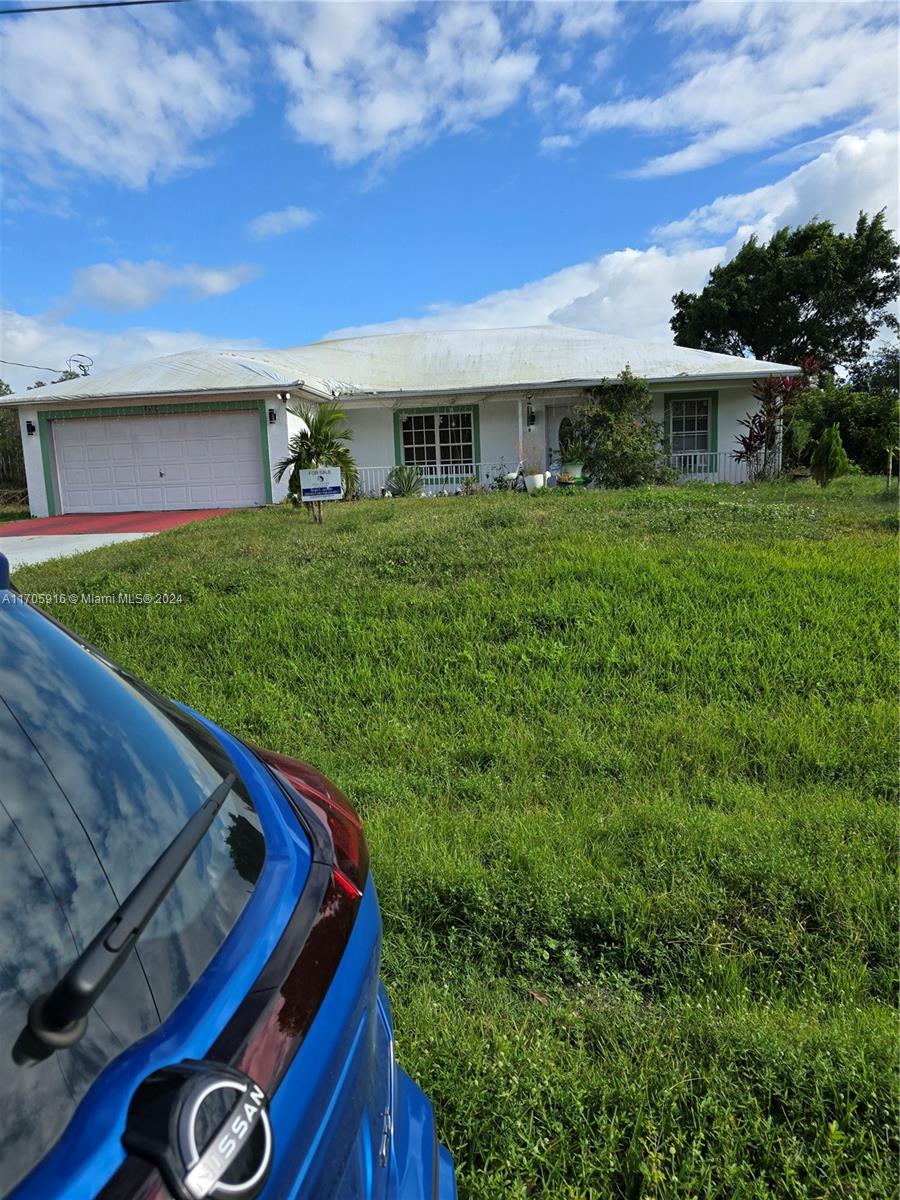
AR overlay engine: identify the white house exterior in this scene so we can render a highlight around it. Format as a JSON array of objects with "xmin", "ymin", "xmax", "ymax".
[{"xmin": 1, "ymin": 326, "xmax": 799, "ymax": 517}]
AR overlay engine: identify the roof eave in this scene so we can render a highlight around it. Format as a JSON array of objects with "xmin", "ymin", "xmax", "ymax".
[
  {"xmin": 0, "ymin": 378, "xmax": 338, "ymax": 408},
  {"xmin": 339, "ymin": 365, "xmax": 801, "ymax": 403}
]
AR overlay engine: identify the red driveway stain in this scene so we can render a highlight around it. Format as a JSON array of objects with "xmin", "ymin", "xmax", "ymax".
[{"xmin": 0, "ymin": 509, "xmax": 233, "ymax": 537}]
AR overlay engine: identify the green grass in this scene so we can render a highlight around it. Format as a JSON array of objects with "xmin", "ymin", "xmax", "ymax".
[
  {"xmin": 15, "ymin": 476, "xmax": 899, "ymax": 1199},
  {"xmin": 0, "ymin": 506, "xmax": 28, "ymax": 523}
]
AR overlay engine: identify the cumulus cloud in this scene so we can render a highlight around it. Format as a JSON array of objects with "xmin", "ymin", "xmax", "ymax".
[
  {"xmin": 325, "ymin": 127, "xmax": 896, "ymax": 343},
  {"xmin": 247, "ymin": 206, "xmax": 318, "ymax": 240},
  {"xmin": 0, "ymin": 309, "xmax": 261, "ymax": 394},
  {"xmin": 0, "ymin": 7, "xmax": 250, "ymax": 190},
  {"xmin": 253, "ymin": 2, "xmax": 538, "ymax": 165},
  {"xmin": 581, "ymin": 1, "xmax": 897, "ymax": 176},
  {"xmin": 653, "ymin": 131, "xmax": 899, "ymax": 249},
  {"xmin": 71, "ymin": 259, "xmax": 259, "ymax": 312}
]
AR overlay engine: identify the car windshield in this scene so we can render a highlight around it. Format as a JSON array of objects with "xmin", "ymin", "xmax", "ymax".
[{"xmin": 0, "ymin": 596, "xmax": 265, "ymax": 1192}]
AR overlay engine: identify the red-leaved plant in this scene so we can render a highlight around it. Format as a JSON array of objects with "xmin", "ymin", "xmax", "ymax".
[{"xmin": 733, "ymin": 357, "xmax": 817, "ymax": 481}]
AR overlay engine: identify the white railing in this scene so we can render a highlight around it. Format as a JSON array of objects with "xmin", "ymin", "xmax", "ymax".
[
  {"xmin": 668, "ymin": 451, "xmax": 750, "ymax": 484},
  {"xmin": 356, "ymin": 452, "xmax": 759, "ymax": 496},
  {"xmin": 356, "ymin": 462, "xmax": 510, "ymax": 497}
]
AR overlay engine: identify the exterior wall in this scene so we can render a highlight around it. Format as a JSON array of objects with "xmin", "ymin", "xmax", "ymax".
[
  {"xmin": 267, "ymin": 398, "xmax": 292, "ymax": 503},
  {"xmin": 18, "ymin": 406, "xmax": 49, "ymax": 517},
  {"xmin": 343, "ymin": 396, "xmax": 549, "ymax": 494},
  {"xmin": 16, "ymin": 394, "xmax": 293, "ymax": 517},
  {"xmin": 344, "ymin": 379, "xmax": 760, "ymax": 494}
]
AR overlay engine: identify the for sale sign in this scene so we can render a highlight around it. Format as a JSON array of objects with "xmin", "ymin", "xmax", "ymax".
[{"xmin": 299, "ymin": 467, "xmax": 343, "ymax": 501}]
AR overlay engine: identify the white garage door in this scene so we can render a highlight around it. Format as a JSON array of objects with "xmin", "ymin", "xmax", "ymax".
[{"xmin": 53, "ymin": 410, "xmax": 267, "ymax": 513}]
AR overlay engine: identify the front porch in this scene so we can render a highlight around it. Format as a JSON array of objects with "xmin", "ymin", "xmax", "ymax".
[{"xmin": 354, "ymin": 451, "xmax": 750, "ymax": 497}]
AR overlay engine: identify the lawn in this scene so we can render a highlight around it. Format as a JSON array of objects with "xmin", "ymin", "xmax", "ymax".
[{"xmin": 13, "ymin": 477, "xmax": 898, "ymax": 1199}]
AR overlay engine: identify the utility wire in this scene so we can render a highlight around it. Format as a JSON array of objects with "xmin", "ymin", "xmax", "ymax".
[
  {"xmin": 0, "ymin": 0, "xmax": 190, "ymax": 15},
  {"xmin": 0, "ymin": 357, "xmax": 65, "ymax": 373}
]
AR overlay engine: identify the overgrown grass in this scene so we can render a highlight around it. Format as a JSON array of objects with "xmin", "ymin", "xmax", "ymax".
[{"xmin": 14, "ymin": 476, "xmax": 899, "ymax": 1198}]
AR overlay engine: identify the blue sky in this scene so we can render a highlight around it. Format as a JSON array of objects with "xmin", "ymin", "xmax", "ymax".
[{"xmin": 0, "ymin": 0, "xmax": 897, "ymax": 391}]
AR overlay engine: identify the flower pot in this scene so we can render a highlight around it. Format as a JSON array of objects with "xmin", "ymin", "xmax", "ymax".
[
  {"xmin": 524, "ymin": 472, "xmax": 545, "ymax": 494},
  {"xmin": 562, "ymin": 460, "xmax": 584, "ymax": 478}
]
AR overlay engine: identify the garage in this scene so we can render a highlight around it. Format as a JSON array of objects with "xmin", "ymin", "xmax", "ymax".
[{"xmin": 51, "ymin": 409, "xmax": 267, "ymax": 513}]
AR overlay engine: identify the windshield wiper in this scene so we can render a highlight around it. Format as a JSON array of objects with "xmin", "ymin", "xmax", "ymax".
[{"xmin": 16, "ymin": 773, "xmax": 236, "ymax": 1061}]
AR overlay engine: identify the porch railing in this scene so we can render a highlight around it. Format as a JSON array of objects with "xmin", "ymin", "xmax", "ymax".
[
  {"xmin": 356, "ymin": 463, "xmax": 509, "ymax": 497},
  {"xmin": 668, "ymin": 451, "xmax": 750, "ymax": 483},
  {"xmin": 356, "ymin": 453, "xmax": 756, "ymax": 496}
]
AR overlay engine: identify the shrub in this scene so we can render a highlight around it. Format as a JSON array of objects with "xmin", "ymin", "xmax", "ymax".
[
  {"xmin": 788, "ymin": 381, "xmax": 899, "ymax": 475},
  {"xmin": 571, "ymin": 368, "xmax": 671, "ymax": 487},
  {"xmin": 811, "ymin": 424, "xmax": 850, "ymax": 487},
  {"xmin": 385, "ymin": 464, "xmax": 424, "ymax": 497}
]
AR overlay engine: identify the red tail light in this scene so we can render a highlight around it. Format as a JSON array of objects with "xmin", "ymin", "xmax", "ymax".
[{"xmin": 252, "ymin": 747, "xmax": 369, "ymax": 898}]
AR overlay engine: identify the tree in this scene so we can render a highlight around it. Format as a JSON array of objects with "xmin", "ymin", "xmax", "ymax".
[
  {"xmin": 671, "ymin": 211, "xmax": 899, "ymax": 372},
  {"xmin": 28, "ymin": 369, "xmax": 80, "ymax": 391},
  {"xmin": 0, "ymin": 379, "xmax": 25, "ymax": 487},
  {"xmin": 570, "ymin": 367, "xmax": 671, "ymax": 487},
  {"xmin": 810, "ymin": 425, "xmax": 850, "ymax": 487},
  {"xmin": 846, "ymin": 342, "xmax": 899, "ymax": 396},
  {"xmin": 273, "ymin": 401, "xmax": 357, "ymax": 522}
]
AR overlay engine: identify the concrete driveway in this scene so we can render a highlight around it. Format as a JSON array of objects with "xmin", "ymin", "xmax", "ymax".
[{"xmin": 0, "ymin": 509, "xmax": 230, "ymax": 570}]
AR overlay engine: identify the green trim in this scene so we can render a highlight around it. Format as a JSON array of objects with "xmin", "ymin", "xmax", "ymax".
[
  {"xmin": 36, "ymin": 398, "xmax": 272, "ymax": 512},
  {"xmin": 663, "ymin": 390, "xmax": 719, "ymax": 473},
  {"xmin": 392, "ymin": 404, "xmax": 482, "ymax": 477},
  {"xmin": 46, "ymin": 399, "xmax": 259, "ymax": 420},
  {"xmin": 37, "ymin": 412, "xmax": 57, "ymax": 517},
  {"xmin": 257, "ymin": 400, "xmax": 273, "ymax": 503}
]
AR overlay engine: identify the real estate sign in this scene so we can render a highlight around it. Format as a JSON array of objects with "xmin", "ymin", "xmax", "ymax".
[{"xmin": 299, "ymin": 467, "xmax": 343, "ymax": 502}]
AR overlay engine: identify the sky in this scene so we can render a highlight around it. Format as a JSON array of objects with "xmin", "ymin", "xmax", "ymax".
[{"xmin": 0, "ymin": 0, "xmax": 897, "ymax": 392}]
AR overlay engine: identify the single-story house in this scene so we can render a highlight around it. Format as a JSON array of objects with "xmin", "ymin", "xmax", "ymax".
[{"xmin": 2, "ymin": 325, "xmax": 799, "ymax": 516}]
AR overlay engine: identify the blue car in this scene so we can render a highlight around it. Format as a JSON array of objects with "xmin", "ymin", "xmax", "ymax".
[{"xmin": 0, "ymin": 552, "xmax": 455, "ymax": 1200}]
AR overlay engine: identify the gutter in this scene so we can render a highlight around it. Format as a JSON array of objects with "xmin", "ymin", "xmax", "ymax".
[
  {"xmin": 0, "ymin": 367, "xmax": 800, "ymax": 411},
  {"xmin": 0, "ymin": 378, "xmax": 340, "ymax": 409},
  {"xmin": 332, "ymin": 367, "xmax": 802, "ymax": 404}
]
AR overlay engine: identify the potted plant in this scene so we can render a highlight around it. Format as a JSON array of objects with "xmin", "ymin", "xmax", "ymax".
[
  {"xmin": 558, "ymin": 432, "xmax": 589, "ymax": 479},
  {"xmin": 522, "ymin": 460, "xmax": 545, "ymax": 493},
  {"xmin": 556, "ymin": 470, "xmax": 576, "ymax": 488}
]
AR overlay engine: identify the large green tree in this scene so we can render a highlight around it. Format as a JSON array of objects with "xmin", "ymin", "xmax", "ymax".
[{"xmin": 671, "ymin": 211, "xmax": 899, "ymax": 371}]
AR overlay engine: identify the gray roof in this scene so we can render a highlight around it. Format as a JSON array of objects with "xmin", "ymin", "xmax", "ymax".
[{"xmin": 1, "ymin": 325, "xmax": 799, "ymax": 406}]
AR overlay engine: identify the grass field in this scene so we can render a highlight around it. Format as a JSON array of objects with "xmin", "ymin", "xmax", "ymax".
[{"xmin": 13, "ymin": 477, "xmax": 898, "ymax": 1199}]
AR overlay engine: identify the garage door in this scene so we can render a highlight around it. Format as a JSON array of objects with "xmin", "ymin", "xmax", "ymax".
[{"xmin": 53, "ymin": 410, "xmax": 267, "ymax": 513}]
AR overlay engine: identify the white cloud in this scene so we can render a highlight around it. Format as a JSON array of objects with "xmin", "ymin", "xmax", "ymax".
[
  {"xmin": 325, "ymin": 127, "xmax": 896, "ymax": 343},
  {"xmin": 0, "ymin": 8, "xmax": 250, "ymax": 190},
  {"xmin": 0, "ymin": 309, "xmax": 261, "ymax": 394},
  {"xmin": 254, "ymin": 2, "xmax": 538, "ymax": 165},
  {"xmin": 653, "ymin": 130, "xmax": 899, "ymax": 249},
  {"xmin": 71, "ymin": 260, "xmax": 259, "ymax": 312},
  {"xmin": 540, "ymin": 134, "xmax": 575, "ymax": 154},
  {"xmin": 582, "ymin": 1, "xmax": 897, "ymax": 176},
  {"xmin": 523, "ymin": 1, "xmax": 620, "ymax": 41},
  {"xmin": 247, "ymin": 206, "xmax": 318, "ymax": 240}
]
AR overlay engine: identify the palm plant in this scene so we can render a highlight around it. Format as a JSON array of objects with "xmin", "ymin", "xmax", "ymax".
[{"xmin": 274, "ymin": 401, "xmax": 358, "ymax": 521}]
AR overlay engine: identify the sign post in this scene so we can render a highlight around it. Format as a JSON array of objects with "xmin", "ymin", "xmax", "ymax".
[
  {"xmin": 298, "ymin": 467, "xmax": 343, "ymax": 523},
  {"xmin": 299, "ymin": 467, "xmax": 343, "ymax": 502}
]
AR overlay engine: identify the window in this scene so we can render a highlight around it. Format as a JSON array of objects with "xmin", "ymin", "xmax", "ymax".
[
  {"xmin": 670, "ymin": 396, "xmax": 710, "ymax": 453},
  {"xmin": 398, "ymin": 408, "xmax": 476, "ymax": 475},
  {"xmin": 0, "ymin": 599, "xmax": 265, "ymax": 1190}
]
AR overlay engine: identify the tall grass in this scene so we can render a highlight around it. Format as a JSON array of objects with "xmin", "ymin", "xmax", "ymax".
[{"xmin": 15, "ymin": 477, "xmax": 898, "ymax": 1198}]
